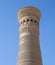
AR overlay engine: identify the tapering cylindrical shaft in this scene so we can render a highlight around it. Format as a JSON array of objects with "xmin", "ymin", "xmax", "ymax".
[{"xmin": 17, "ymin": 6, "xmax": 42, "ymax": 65}]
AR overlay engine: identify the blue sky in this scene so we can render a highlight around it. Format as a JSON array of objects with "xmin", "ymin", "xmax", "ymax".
[{"xmin": 0, "ymin": 0, "xmax": 55, "ymax": 65}]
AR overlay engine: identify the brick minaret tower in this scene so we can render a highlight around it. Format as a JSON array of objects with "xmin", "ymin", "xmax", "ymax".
[{"xmin": 17, "ymin": 6, "xmax": 42, "ymax": 65}]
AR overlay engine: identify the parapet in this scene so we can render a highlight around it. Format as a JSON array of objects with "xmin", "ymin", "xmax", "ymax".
[{"xmin": 18, "ymin": 6, "xmax": 41, "ymax": 21}]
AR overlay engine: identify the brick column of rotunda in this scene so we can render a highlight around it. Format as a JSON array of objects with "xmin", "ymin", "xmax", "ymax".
[{"xmin": 17, "ymin": 6, "xmax": 42, "ymax": 65}]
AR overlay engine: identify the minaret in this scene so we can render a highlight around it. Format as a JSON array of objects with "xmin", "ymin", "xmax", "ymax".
[{"xmin": 17, "ymin": 6, "xmax": 42, "ymax": 65}]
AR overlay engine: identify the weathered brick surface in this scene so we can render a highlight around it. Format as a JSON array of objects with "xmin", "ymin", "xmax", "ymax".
[{"xmin": 17, "ymin": 6, "xmax": 42, "ymax": 65}]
